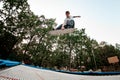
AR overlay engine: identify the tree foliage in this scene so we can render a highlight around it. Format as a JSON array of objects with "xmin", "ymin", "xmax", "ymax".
[{"xmin": 0, "ymin": 0, "xmax": 120, "ymax": 70}]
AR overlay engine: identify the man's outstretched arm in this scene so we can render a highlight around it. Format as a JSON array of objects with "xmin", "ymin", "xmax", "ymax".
[{"xmin": 73, "ymin": 16, "xmax": 81, "ymax": 18}]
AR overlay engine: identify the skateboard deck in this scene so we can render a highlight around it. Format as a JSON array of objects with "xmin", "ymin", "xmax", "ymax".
[{"xmin": 49, "ymin": 28, "xmax": 75, "ymax": 36}]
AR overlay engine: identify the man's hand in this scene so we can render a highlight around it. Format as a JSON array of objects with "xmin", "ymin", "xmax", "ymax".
[
  {"xmin": 61, "ymin": 26, "xmax": 65, "ymax": 30},
  {"xmin": 73, "ymin": 16, "xmax": 81, "ymax": 18},
  {"xmin": 78, "ymin": 16, "xmax": 81, "ymax": 18}
]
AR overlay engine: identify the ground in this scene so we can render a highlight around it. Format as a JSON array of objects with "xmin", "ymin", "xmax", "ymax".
[{"xmin": 0, "ymin": 65, "xmax": 120, "ymax": 80}]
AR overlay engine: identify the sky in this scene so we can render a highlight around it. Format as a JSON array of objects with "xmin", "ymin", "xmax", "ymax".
[
  {"xmin": 1, "ymin": 0, "xmax": 120, "ymax": 45},
  {"xmin": 27, "ymin": 0, "xmax": 120, "ymax": 45}
]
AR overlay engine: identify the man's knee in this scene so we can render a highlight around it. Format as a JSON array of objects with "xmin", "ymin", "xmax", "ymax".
[
  {"xmin": 70, "ymin": 20, "xmax": 75, "ymax": 27},
  {"xmin": 67, "ymin": 20, "xmax": 75, "ymax": 28}
]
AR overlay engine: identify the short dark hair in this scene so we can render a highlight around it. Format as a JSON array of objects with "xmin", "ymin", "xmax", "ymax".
[{"xmin": 66, "ymin": 11, "xmax": 70, "ymax": 14}]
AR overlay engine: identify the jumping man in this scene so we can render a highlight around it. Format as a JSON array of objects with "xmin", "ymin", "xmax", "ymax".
[{"xmin": 56, "ymin": 11, "xmax": 81, "ymax": 30}]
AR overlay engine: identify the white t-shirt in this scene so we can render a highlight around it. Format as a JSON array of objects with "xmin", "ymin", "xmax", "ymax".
[{"xmin": 63, "ymin": 16, "xmax": 73, "ymax": 26}]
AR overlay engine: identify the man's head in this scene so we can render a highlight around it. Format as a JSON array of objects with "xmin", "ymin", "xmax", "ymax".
[{"xmin": 65, "ymin": 11, "xmax": 70, "ymax": 18}]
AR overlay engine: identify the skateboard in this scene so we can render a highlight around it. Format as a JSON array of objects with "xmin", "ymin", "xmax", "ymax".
[{"xmin": 49, "ymin": 28, "xmax": 75, "ymax": 36}]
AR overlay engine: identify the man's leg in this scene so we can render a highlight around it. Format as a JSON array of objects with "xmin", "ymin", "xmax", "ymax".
[
  {"xmin": 66, "ymin": 20, "xmax": 75, "ymax": 28},
  {"xmin": 56, "ymin": 24, "xmax": 62, "ymax": 30},
  {"xmin": 56, "ymin": 24, "xmax": 71, "ymax": 30},
  {"xmin": 64, "ymin": 25, "xmax": 68, "ymax": 29}
]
